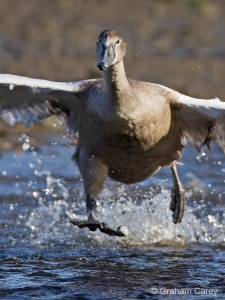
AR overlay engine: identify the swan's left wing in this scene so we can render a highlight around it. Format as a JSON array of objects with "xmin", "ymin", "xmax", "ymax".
[
  {"xmin": 167, "ymin": 86, "xmax": 225, "ymax": 152},
  {"xmin": 0, "ymin": 74, "xmax": 94, "ymax": 135}
]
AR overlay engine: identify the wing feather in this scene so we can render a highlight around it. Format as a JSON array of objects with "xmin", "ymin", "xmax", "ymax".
[
  {"xmin": 165, "ymin": 86, "xmax": 225, "ymax": 152},
  {"xmin": 0, "ymin": 74, "xmax": 97, "ymax": 134}
]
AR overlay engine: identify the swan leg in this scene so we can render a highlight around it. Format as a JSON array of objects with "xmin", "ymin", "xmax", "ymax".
[
  {"xmin": 170, "ymin": 163, "xmax": 185, "ymax": 224},
  {"xmin": 70, "ymin": 149, "xmax": 125, "ymax": 237},
  {"xmin": 86, "ymin": 194, "xmax": 98, "ymax": 222}
]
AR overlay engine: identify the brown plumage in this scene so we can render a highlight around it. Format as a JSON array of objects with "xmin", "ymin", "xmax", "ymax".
[{"xmin": 1, "ymin": 29, "xmax": 225, "ymax": 236}]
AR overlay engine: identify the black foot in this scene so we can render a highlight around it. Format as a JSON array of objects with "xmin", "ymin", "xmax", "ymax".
[
  {"xmin": 170, "ymin": 186, "xmax": 185, "ymax": 224},
  {"xmin": 70, "ymin": 219, "xmax": 125, "ymax": 237}
]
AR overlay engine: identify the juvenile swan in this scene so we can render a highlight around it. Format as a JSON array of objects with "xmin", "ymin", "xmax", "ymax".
[{"xmin": 1, "ymin": 29, "xmax": 225, "ymax": 236}]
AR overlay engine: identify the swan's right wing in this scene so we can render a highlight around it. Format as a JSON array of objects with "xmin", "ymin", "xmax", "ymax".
[{"xmin": 0, "ymin": 74, "xmax": 97, "ymax": 135}]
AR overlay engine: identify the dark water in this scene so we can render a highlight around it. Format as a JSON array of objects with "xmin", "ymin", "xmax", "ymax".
[{"xmin": 0, "ymin": 135, "xmax": 225, "ymax": 299}]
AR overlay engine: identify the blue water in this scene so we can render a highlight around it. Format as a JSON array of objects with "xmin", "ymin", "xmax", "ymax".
[{"xmin": 0, "ymin": 136, "xmax": 225, "ymax": 299}]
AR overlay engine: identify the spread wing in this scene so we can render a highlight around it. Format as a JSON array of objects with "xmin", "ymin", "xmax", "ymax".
[
  {"xmin": 0, "ymin": 74, "xmax": 96, "ymax": 135},
  {"xmin": 164, "ymin": 85, "xmax": 225, "ymax": 152}
]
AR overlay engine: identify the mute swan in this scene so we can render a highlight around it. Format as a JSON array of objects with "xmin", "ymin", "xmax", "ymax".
[{"xmin": 1, "ymin": 29, "xmax": 225, "ymax": 236}]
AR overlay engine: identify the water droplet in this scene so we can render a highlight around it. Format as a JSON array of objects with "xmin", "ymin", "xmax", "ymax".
[{"xmin": 22, "ymin": 143, "xmax": 30, "ymax": 151}]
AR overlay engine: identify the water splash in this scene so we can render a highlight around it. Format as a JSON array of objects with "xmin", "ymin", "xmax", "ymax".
[
  {"xmin": 2, "ymin": 141, "xmax": 225, "ymax": 247},
  {"xmin": 26, "ymin": 173, "xmax": 225, "ymax": 247}
]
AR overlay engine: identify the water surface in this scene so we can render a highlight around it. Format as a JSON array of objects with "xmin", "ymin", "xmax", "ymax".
[{"xmin": 0, "ymin": 137, "xmax": 225, "ymax": 299}]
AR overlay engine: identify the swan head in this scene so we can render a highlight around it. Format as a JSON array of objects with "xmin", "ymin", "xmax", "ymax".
[{"xmin": 96, "ymin": 29, "xmax": 126, "ymax": 71}]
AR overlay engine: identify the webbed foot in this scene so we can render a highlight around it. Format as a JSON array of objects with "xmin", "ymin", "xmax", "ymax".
[
  {"xmin": 70, "ymin": 219, "xmax": 125, "ymax": 237},
  {"xmin": 170, "ymin": 163, "xmax": 185, "ymax": 224},
  {"xmin": 170, "ymin": 186, "xmax": 185, "ymax": 224}
]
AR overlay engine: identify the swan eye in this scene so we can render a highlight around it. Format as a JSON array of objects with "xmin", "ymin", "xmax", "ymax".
[{"xmin": 116, "ymin": 39, "xmax": 120, "ymax": 44}]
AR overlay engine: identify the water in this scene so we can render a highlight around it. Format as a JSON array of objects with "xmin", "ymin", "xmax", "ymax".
[{"xmin": 0, "ymin": 136, "xmax": 225, "ymax": 299}]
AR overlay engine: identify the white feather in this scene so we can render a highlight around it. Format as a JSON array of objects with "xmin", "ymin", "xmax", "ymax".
[
  {"xmin": 179, "ymin": 94, "xmax": 225, "ymax": 118},
  {"xmin": 172, "ymin": 88, "xmax": 225, "ymax": 152},
  {"xmin": 0, "ymin": 74, "xmax": 96, "ymax": 134}
]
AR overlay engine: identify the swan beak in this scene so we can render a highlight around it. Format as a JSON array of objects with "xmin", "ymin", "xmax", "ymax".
[{"xmin": 97, "ymin": 43, "xmax": 115, "ymax": 71}]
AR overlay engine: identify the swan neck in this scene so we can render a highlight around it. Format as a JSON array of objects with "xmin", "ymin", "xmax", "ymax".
[{"xmin": 103, "ymin": 60, "xmax": 130, "ymax": 100}]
